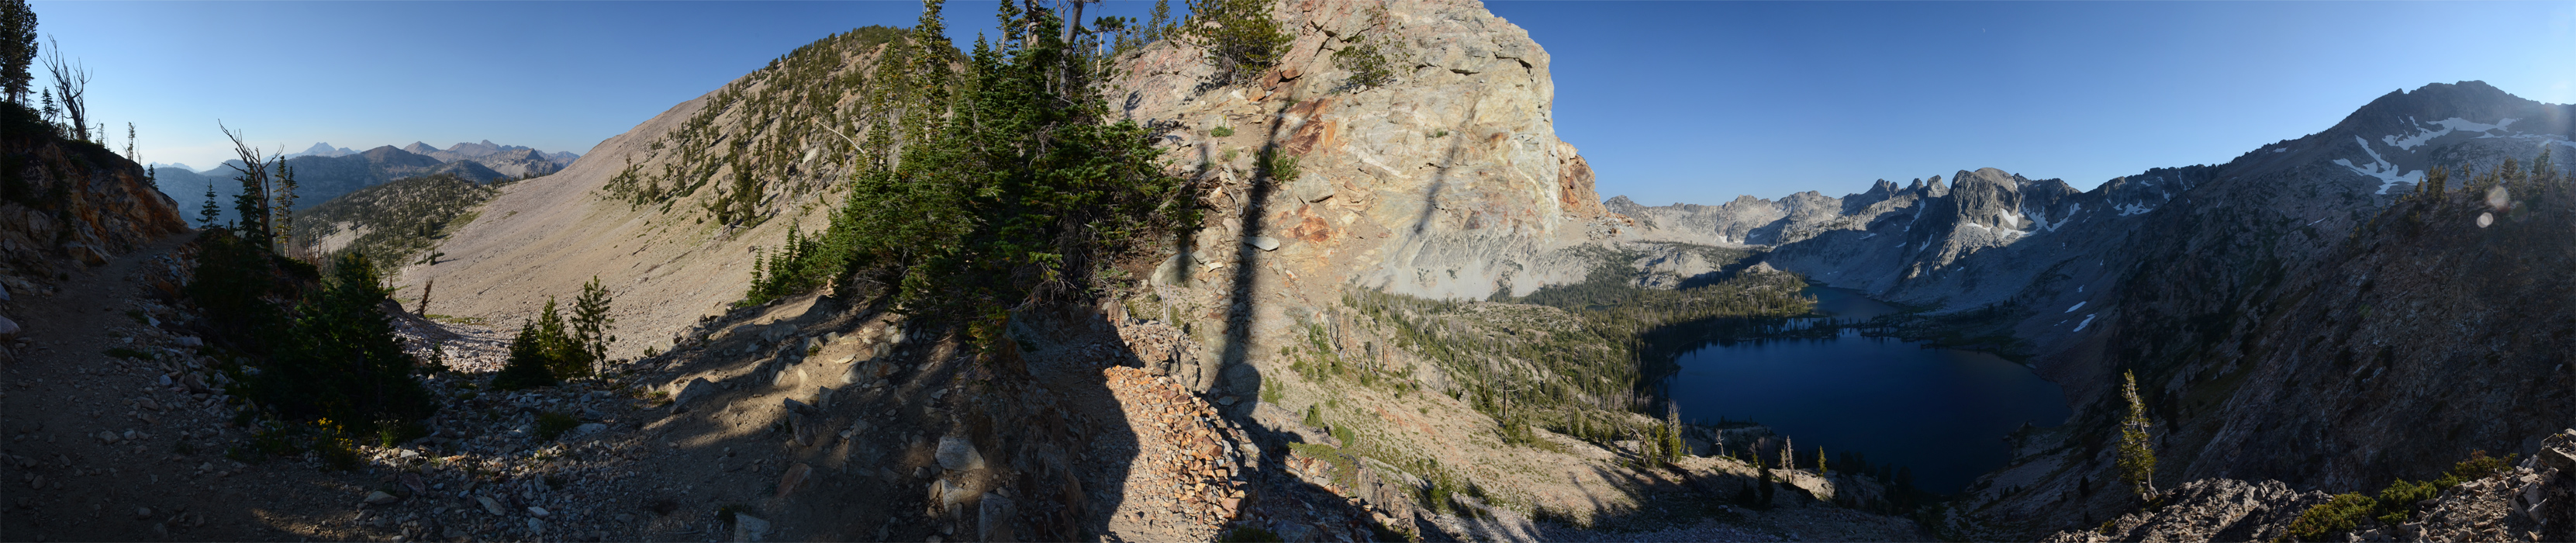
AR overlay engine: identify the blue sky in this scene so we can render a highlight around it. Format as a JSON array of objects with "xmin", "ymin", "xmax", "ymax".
[{"xmin": 33, "ymin": 1, "xmax": 2576, "ymax": 206}]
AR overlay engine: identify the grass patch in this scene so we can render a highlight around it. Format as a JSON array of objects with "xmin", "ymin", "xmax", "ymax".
[{"xmin": 426, "ymin": 314, "xmax": 490, "ymax": 326}]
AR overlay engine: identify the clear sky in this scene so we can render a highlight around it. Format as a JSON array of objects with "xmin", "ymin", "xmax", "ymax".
[
  {"xmin": 1489, "ymin": 1, "xmax": 2576, "ymax": 205},
  {"xmin": 31, "ymin": 1, "xmax": 2576, "ymax": 206}
]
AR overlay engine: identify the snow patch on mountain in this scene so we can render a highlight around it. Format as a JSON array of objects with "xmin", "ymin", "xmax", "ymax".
[
  {"xmin": 2381, "ymin": 116, "xmax": 2518, "ymax": 150},
  {"xmin": 2064, "ymin": 301, "xmax": 2085, "ymax": 313},
  {"xmin": 2334, "ymin": 136, "xmax": 2422, "ymax": 195},
  {"xmin": 2072, "ymin": 313, "xmax": 2097, "ymax": 332}
]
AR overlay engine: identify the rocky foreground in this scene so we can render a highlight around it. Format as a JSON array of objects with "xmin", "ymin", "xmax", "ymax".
[{"xmin": 2049, "ymin": 429, "xmax": 2576, "ymax": 542}]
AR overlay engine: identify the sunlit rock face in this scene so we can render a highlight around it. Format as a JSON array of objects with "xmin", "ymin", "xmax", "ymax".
[
  {"xmin": 0, "ymin": 132, "xmax": 190, "ymax": 279},
  {"xmin": 1110, "ymin": 0, "xmax": 1620, "ymax": 301}
]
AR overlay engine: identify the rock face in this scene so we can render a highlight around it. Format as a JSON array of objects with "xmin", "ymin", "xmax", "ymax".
[
  {"xmin": 0, "ymin": 116, "xmax": 192, "ymax": 283},
  {"xmin": 2043, "ymin": 479, "xmax": 2329, "ymax": 543},
  {"xmin": 2051, "ymin": 430, "xmax": 2576, "ymax": 542},
  {"xmin": 1110, "ymin": 0, "xmax": 1619, "ymax": 300}
]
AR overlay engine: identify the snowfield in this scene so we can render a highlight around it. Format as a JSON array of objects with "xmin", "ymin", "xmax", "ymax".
[
  {"xmin": 2382, "ymin": 116, "xmax": 2519, "ymax": 150},
  {"xmin": 2335, "ymin": 136, "xmax": 2423, "ymax": 195}
]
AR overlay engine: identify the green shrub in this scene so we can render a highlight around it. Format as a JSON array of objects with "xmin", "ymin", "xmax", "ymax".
[
  {"xmin": 250, "ymin": 252, "xmax": 437, "ymax": 439},
  {"xmin": 534, "ymin": 412, "xmax": 582, "ymax": 441},
  {"xmin": 2286, "ymin": 450, "xmax": 2522, "ymax": 539},
  {"xmin": 492, "ymin": 318, "xmax": 563, "ymax": 391},
  {"xmin": 1259, "ymin": 147, "xmax": 1300, "ymax": 183},
  {"xmin": 2374, "ymin": 479, "xmax": 2441, "ymax": 524},
  {"xmin": 2285, "ymin": 493, "xmax": 2374, "ymax": 541},
  {"xmin": 1331, "ymin": 7, "xmax": 1396, "ymax": 92},
  {"xmin": 1210, "ymin": 125, "xmax": 1234, "ymax": 137},
  {"xmin": 1181, "ymin": 0, "xmax": 1291, "ymax": 86}
]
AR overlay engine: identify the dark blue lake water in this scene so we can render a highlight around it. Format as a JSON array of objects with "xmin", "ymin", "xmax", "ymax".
[{"xmin": 1662, "ymin": 287, "xmax": 2069, "ymax": 493}]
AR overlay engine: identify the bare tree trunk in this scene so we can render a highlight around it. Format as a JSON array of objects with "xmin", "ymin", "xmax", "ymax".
[{"xmin": 40, "ymin": 38, "xmax": 85, "ymax": 141}]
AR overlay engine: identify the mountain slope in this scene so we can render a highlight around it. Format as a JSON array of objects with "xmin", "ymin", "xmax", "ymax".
[
  {"xmin": 1604, "ymin": 81, "xmax": 2575, "ymax": 537},
  {"xmin": 398, "ymin": 4, "xmax": 1935, "ymax": 541},
  {"xmin": 394, "ymin": 26, "xmax": 906, "ymax": 352}
]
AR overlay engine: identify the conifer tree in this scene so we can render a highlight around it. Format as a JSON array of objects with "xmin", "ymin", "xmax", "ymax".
[
  {"xmin": 570, "ymin": 276, "xmax": 616, "ymax": 379},
  {"xmin": 196, "ymin": 184, "xmax": 221, "ymax": 229},
  {"xmin": 1145, "ymin": 0, "xmax": 1173, "ymax": 43},
  {"xmin": 1182, "ymin": 0, "xmax": 1290, "ymax": 86},
  {"xmin": 0, "ymin": 0, "xmax": 33, "ymax": 105},
  {"xmin": 2118, "ymin": 370, "xmax": 2160, "ymax": 499},
  {"xmin": 253, "ymin": 252, "xmax": 435, "ymax": 438},
  {"xmin": 2417, "ymin": 165, "xmax": 2449, "ymax": 199}
]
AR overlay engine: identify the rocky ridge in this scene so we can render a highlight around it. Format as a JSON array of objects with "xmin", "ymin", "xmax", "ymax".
[{"xmin": 2050, "ymin": 429, "xmax": 2576, "ymax": 543}]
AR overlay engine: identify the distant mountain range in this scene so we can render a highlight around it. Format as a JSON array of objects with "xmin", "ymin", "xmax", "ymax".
[
  {"xmin": 286, "ymin": 143, "xmax": 357, "ymax": 158},
  {"xmin": 1605, "ymin": 80, "xmax": 2575, "ymax": 535},
  {"xmin": 155, "ymin": 140, "xmax": 583, "ymax": 224}
]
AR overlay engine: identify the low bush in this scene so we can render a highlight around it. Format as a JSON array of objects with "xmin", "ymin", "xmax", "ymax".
[
  {"xmin": 534, "ymin": 411, "xmax": 582, "ymax": 441},
  {"xmin": 2284, "ymin": 450, "xmax": 2522, "ymax": 541}
]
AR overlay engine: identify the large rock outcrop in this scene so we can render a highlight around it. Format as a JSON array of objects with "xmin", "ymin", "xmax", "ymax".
[
  {"xmin": 1, "ymin": 114, "xmax": 191, "ymax": 282},
  {"xmin": 1112, "ymin": 0, "xmax": 1619, "ymax": 301}
]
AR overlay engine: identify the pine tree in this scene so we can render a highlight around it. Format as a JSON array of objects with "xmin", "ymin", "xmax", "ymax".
[
  {"xmin": 2417, "ymin": 165, "xmax": 2449, "ymax": 199},
  {"xmin": 533, "ymin": 296, "xmax": 578, "ymax": 379},
  {"xmin": 221, "ymin": 124, "xmax": 275, "ymax": 252},
  {"xmin": 252, "ymin": 252, "xmax": 435, "ymax": 438},
  {"xmin": 271, "ymin": 161, "xmax": 297, "ymax": 249},
  {"xmin": 2118, "ymin": 370, "xmax": 2160, "ymax": 499},
  {"xmin": 0, "ymin": 0, "xmax": 33, "ymax": 105},
  {"xmin": 492, "ymin": 321, "xmax": 558, "ymax": 390},
  {"xmin": 1818, "ymin": 447, "xmax": 1828, "ymax": 476},
  {"xmin": 196, "ymin": 183, "xmax": 221, "ymax": 229},
  {"xmin": 569, "ymin": 276, "xmax": 616, "ymax": 379},
  {"xmin": 2530, "ymin": 147, "xmax": 2557, "ymax": 186},
  {"xmin": 1181, "ymin": 0, "xmax": 1290, "ymax": 86},
  {"xmin": 1145, "ymin": 0, "xmax": 1173, "ymax": 43}
]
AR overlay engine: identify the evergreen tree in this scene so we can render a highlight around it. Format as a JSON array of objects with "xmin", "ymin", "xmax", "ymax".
[
  {"xmin": 492, "ymin": 320, "xmax": 559, "ymax": 390},
  {"xmin": 569, "ymin": 276, "xmax": 616, "ymax": 379},
  {"xmin": 1818, "ymin": 447, "xmax": 1828, "ymax": 476},
  {"xmin": 0, "ymin": 0, "xmax": 32, "ymax": 105},
  {"xmin": 196, "ymin": 183, "xmax": 221, "ymax": 229},
  {"xmin": 271, "ymin": 161, "xmax": 297, "ymax": 249},
  {"xmin": 2416, "ymin": 164, "xmax": 2449, "ymax": 199},
  {"xmin": 252, "ymin": 252, "xmax": 436, "ymax": 438},
  {"xmin": 532, "ymin": 296, "xmax": 578, "ymax": 379},
  {"xmin": 221, "ymin": 124, "xmax": 276, "ymax": 252},
  {"xmin": 813, "ymin": 0, "xmax": 1193, "ymax": 334},
  {"xmin": 2118, "ymin": 370, "xmax": 2160, "ymax": 499},
  {"xmin": 1182, "ymin": 0, "xmax": 1290, "ymax": 86},
  {"xmin": 1145, "ymin": 0, "xmax": 1174, "ymax": 43}
]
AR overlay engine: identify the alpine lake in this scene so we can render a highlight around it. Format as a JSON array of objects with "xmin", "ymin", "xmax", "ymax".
[{"xmin": 1654, "ymin": 285, "xmax": 2071, "ymax": 494}]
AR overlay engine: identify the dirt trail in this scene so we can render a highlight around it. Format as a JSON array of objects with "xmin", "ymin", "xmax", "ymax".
[{"xmin": 0, "ymin": 234, "xmax": 384, "ymax": 541}]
